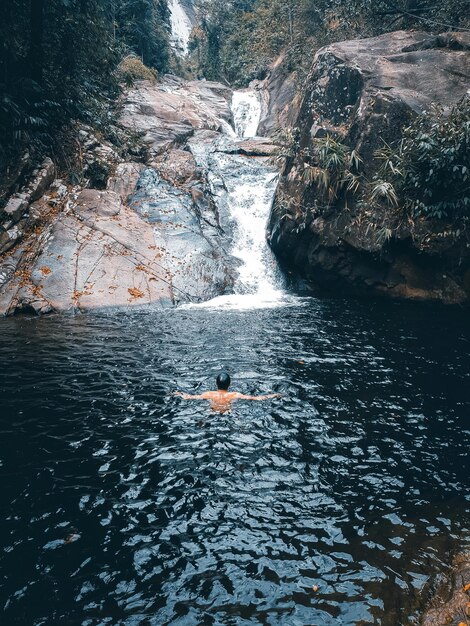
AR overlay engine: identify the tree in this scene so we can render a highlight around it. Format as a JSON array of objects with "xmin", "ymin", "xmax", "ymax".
[
  {"xmin": 0, "ymin": 0, "xmax": 172, "ymax": 195},
  {"xmin": 192, "ymin": 0, "xmax": 470, "ymax": 86}
]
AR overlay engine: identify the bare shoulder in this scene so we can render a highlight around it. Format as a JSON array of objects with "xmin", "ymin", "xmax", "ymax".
[{"xmin": 233, "ymin": 392, "xmax": 250, "ymax": 399}]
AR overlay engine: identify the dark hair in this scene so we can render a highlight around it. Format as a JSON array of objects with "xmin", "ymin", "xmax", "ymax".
[{"xmin": 216, "ymin": 372, "xmax": 231, "ymax": 390}]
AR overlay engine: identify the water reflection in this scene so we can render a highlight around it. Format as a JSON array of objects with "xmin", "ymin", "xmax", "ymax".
[{"xmin": 0, "ymin": 298, "xmax": 469, "ymax": 625}]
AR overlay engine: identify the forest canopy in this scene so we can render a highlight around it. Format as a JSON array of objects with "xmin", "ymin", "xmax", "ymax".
[{"xmin": 0, "ymin": 0, "xmax": 171, "ymax": 183}]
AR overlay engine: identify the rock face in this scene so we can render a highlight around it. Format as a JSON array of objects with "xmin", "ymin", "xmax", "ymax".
[
  {"xmin": 0, "ymin": 76, "xmax": 276, "ymax": 315},
  {"xmin": 268, "ymin": 31, "xmax": 470, "ymax": 304},
  {"xmin": 120, "ymin": 77, "xmax": 233, "ymax": 155},
  {"xmin": 258, "ymin": 53, "xmax": 302, "ymax": 137},
  {"xmin": 421, "ymin": 552, "xmax": 470, "ymax": 626}
]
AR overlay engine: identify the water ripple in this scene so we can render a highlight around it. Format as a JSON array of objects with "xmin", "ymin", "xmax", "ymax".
[{"xmin": 0, "ymin": 298, "xmax": 468, "ymax": 625}]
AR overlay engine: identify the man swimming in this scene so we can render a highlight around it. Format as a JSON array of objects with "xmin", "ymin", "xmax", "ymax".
[{"xmin": 175, "ymin": 372, "xmax": 281, "ymax": 413}]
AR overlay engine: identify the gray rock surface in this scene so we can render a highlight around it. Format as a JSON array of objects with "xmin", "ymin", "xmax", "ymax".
[
  {"xmin": 257, "ymin": 53, "xmax": 302, "ymax": 137},
  {"xmin": 120, "ymin": 76, "xmax": 233, "ymax": 155},
  {"xmin": 268, "ymin": 31, "xmax": 470, "ymax": 304}
]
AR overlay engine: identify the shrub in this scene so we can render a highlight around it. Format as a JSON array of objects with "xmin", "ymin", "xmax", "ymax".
[
  {"xmin": 116, "ymin": 55, "xmax": 158, "ymax": 86},
  {"xmin": 302, "ymin": 135, "xmax": 362, "ymax": 209},
  {"xmin": 374, "ymin": 96, "xmax": 470, "ymax": 219}
]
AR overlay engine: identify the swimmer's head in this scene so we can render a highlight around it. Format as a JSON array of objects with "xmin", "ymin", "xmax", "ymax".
[{"xmin": 216, "ymin": 372, "xmax": 231, "ymax": 390}]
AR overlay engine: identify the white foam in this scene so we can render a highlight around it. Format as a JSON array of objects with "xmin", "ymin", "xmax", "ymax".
[
  {"xmin": 183, "ymin": 292, "xmax": 300, "ymax": 311},
  {"xmin": 231, "ymin": 90, "xmax": 262, "ymax": 139},
  {"xmin": 226, "ymin": 170, "xmax": 280, "ymax": 293}
]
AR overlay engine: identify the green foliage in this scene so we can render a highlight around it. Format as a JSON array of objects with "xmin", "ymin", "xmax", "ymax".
[
  {"xmin": 302, "ymin": 136, "xmax": 363, "ymax": 209},
  {"xmin": 374, "ymin": 97, "xmax": 470, "ymax": 219},
  {"xmin": 114, "ymin": 0, "xmax": 171, "ymax": 72},
  {"xmin": 193, "ymin": 0, "xmax": 470, "ymax": 86},
  {"xmin": 270, "ymin": 127, "xmax": 299, "ymax": 165},
  {"xmin": 0, "ymin": 0, "xmax": 171, "ymax": 188},
  {"xmin": 370, "ymin": 180, "xmax": 399, "ymax": 207}
]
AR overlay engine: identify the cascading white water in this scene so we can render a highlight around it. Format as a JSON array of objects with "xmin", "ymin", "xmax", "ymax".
[
  {"xmin": 186, "ymin": 89, "xmax": 294, "ymax": 310},
  {"xmin": 169, "ymin": 0, "xmax": 192, "ymax": 56},
  {"xmin": 232, "ymin": 91, "xmax": 262, "ymax": 139},
  {"xmin": 210, "ymin": 152, "xmax": 282, "ymax": 302}
]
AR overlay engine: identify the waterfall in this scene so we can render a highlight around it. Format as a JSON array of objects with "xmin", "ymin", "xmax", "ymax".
[
  {"xmin": 169, "ymin": 0, "xmax": 193, "ymax": 56},
  {"xmin": 186, "ymin": 90, "xmax": 293, "ymax": 310},
  {"xmin": 232, "ymin": 91, "xmax": 262, "ymax": 138}
]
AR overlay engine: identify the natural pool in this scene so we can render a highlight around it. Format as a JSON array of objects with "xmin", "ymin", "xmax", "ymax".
[{"xmin": 0, "ymin": 298, "xmax": 468, "ymax": 625}]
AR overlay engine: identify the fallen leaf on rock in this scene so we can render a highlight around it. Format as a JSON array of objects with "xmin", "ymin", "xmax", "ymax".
[
  {"xmin": 72, "ymin": 288, "xmax": 94, "ymax": 300},
  {"xmin": 464, "ymin": 583, "xmax": 470, "ymax": 592},
  {"xmin": 128, "ymin": 287, "xmax": 144, "ymax": 299},
  {"xmin": 39, "ymin": 266, "xmax": 52, "ymax": 275},
  {"xmin": 30, "ymin": 284, "xmax": 43, "ymax": 297}
]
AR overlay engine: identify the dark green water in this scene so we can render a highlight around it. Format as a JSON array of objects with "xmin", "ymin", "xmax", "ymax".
[{"xmin": 0, "ymin": 298, "xmax": 468, "ymax": 625}]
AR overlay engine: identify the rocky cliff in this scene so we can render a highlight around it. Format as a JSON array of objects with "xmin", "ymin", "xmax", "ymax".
[
  {"xmin": 257, "ymin": 53, "xmax": 302, "ymax": 138},
  {"xmin": 0, "ymin": 77, "xmax": 274, "ymax": 315},
  {"xmin": 268, "ymin": 31, "xmax": 470, "ymax": 304}
]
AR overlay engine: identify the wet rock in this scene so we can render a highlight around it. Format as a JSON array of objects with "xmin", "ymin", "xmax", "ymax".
[
  {"xmin": 50, "ymin": 180, "xmax": 68, "ymax": 199},
  {"xmin": 151, "ymin": 149, "xmax": 201, "ymax": 186},
  {"xmin": 1, "ymin": 157, "xmax": 55, "ymax": 230},
  {"xmin": 74, "ymin": 189, "xmax": 122, "ymax": 218},
  {"xmin": 0, "ymin": 74, "xmax": 267, "ymax": 315},
  {"xmin": 128, "ymin": 167, "xmax": 234, "ymax": 304},
  {"xmin": 78, "ymin": 129, "xmax": 121, "ymax": 189},
  {"xmin": 0, "ymin": 157, "xmax": 236, "ymax": 315},
  {"xmin": 421, "ymin": 552, "xmax": 470, "ymax": 626},
  {"xmin": 269, "ymin": 31, "xmax": 470, "ymax": 304},
  {"xmin": 26, "ymin": 158, "xmax": 55, "ymax": 202},
  {"xmin": 0, "ymin": 225, "xmax": 23, "ymax": 255},
  {"xmin": 0, "ymin": 203, "xmax": 174, "ymax": 315},
  {"xmin": 2, "ymin": 196, "xmax": 29, "ymax": 223},
  {"xmin": 221, "ymin": 138, "xmax": 277, "ymax": 157},
  {"xmin": 107, "ymin": 163, "xmax": 145, "ymax": 204}
]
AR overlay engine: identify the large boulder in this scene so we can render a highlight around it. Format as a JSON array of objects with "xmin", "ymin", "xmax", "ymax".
[
  {"xmin": 258, "ymin": 53, "xmax": 302, "ymax": 137},
  {"xmin": 0, "ymin": 76, "xmax": 242, "ymax": 315},
  {"xmin": 421, "ymin": 551, "xmax": 470, "ymax": 626},
  {"xmin": 268, "ymin": 31, "xmax": 470, "ymax": 304},
  {"xmin": 120, "ymin": 76, "xmax": 233, "ymax": 155},
  {"xmin": 0, "ymin": 163, "xmax": 236, "ymax": 315}
]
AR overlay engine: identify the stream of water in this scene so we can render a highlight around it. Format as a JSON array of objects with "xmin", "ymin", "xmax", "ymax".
[
  {"xmin": 186, "ymin": 89, "xmax": 291, "ymax": 311},
  {"xmin": 232, "ymin": 91, "xmax": 263, "ymax": 140},
  {"xmin": 168, "ymin": 0, "xmax": 193, "ymax": 56}
]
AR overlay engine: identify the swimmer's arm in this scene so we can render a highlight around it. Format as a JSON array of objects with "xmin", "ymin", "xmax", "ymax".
[
  {"xmin": 173, "ymin": 391, "xmax": 205, "ymax": 400},
  {"xmin": 235, "ymin": 393, "xmax": 282, "ymax": 401}
]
